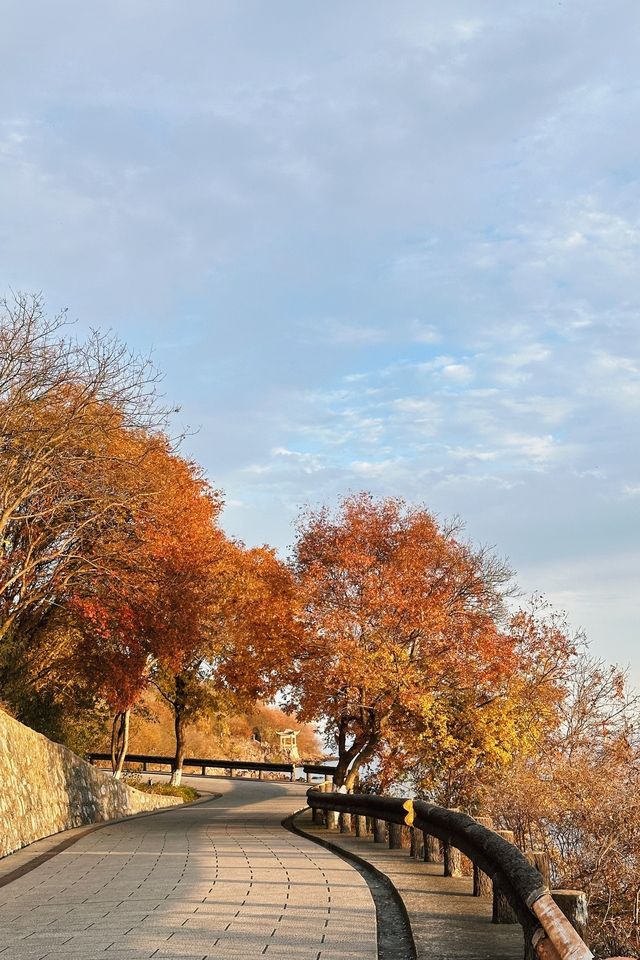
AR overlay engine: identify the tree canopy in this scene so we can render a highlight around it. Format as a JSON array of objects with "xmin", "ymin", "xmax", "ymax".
[{"xmin": 289, "ymin": 492, "xmax": 514, "ymax": 788}]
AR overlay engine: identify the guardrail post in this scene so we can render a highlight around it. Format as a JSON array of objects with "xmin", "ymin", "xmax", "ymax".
[
  {"xmin": 443, "ymin": 808, "xmax": 464, "ymax": 877},
  {"xmin": 493, "ymin": 830, "xmax": 518, "ymax": 924},
  {"xmin": 423, "ymin": 833, "xmax": 443, "ymax": 863},
  {"xmin": 355, "ymin": 815, "xmax": 367, "ymax": 837},
  {"xmin": 319, "ymin": 782, "xmax": 337, "ymax": 829},
  {"xmin": 473, "ymin": 816, "xmax": 494, "ymax": 897},
  {"xmin": 389, "ymin": 822, "xmax": 403, "ymax": 849},
  {"xmin": 443, "ymin": 840, "xmax": 463, "ymax": 877},
  {"xmin": 524, "ymin": 847, "xmax": 552, "ymax": 956},
  {"xmin": 339, "ymin": 812, "xmax": 352, "ymax": 834},
  {"xmin": 526, "ymin": 850, "xmax": 551, "ymax": 887},
  {"xmin": 373, "ymin": 818, "xmax": 387, "ymax": 843},
  {"xmin": 410, "ymin": 827, "xmax": 419, "ymax": 858},
  {"xmin": 327, "ymin": 810, "xmax": 339, "ymax": 830},
  {"xmin": 324, "ymin": 785, "xmax": 338, "ymax": 830},
  {"xmin": 551, "ymin": 890, "xmax": 589, "ymax": 946}
]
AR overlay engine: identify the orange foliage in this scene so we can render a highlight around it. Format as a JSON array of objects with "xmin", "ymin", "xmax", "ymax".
[
  {"xmin": 378, "ymin": 598, "xmax": 577, "ymax": 807},
  {"xmin": 290, "ymin": 492, "xmax": 513, "ymax": 788},
  {"xmin": 117, "ymin": 689, "xmax": 322, "ymax": 762},
  {"xmin": 483, "ymin": 653, "xmax": 640, "ymax": 958},
  {"xmin": 209, "ymin": 541, "xmax": 301, "ymax": 697},
  {"xmin": 69, "ymin": 437, "xmax": 224, "ymax": 722}
]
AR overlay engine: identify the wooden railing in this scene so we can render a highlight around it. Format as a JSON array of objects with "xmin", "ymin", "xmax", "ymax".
[
  {"xmin": 87, "ymin": 752, "xmax": 335, "ymax": 781},
  {"xmin": 307, "ymin": 789, "xmax": 632, "ymax": 960}
]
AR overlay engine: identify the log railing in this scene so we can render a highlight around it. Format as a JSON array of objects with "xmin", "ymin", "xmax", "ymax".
[
  {"xmin": 307, "ymin": 789, "xmax": 632, "ymax": 960},
  {"xmin": 87, "ymin": 751, "xmax": 335, "ymax": 781}
]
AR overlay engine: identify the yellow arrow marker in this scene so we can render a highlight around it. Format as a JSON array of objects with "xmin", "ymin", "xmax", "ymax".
[{"xmin": 403, "ymin": 799, "xmax": 415, "ymax": 826}]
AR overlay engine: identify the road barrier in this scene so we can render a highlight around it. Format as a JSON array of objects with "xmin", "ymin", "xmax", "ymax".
[
  {"xmin": 307, "ymin": 789, "xmax": 631, "ymax": 960},
  {"xmin": 87, "ymin": 752, "xmax": 336, "ymax": 782}
]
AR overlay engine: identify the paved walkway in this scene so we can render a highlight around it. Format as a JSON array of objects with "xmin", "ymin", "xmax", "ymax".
[
  {"xmin": 294, "ymin": 812, "xmax": 522, "ymax": 960},
  {"xmin": 0, "ymin": 778, "xmax": 377, "ymax": 960}
]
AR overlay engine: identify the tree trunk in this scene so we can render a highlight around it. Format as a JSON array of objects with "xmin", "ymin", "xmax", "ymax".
[
  {"xmin": 343, "ymin": 734, "xmax": 380, "ymax": 792},
  {"xmin": 111, "ymin": 709, "xmax": 130, "ymax": 780},
  {"xmin": 170, "ymin": 674, "xmax": 187, "ymax": 786}
]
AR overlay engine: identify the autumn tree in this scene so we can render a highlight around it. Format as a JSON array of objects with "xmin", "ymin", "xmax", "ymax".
[
  {"xmin": 482, "ymin": 648, "xmax": 640, "ymax": 957},
  {"xmin": 289, "ymin": 492, "xmax": 514, "ymax": 789},
  {"xmin": 69, "ymin": 598, "xmax": 150, "ymax": 777},
  {"xmin": 154, "ymin": 540, "xmax": 300, "ymax": 785},
  {"xmin": 69, "ymin": 438, "xmax": 225, "ymax": 776},
  {"xmin": 0, "ymin": 293, "xmax": 170, "ymax": 701},
  {"xmin": 382, "ymin": 598, "xmax": 577, "ymax": 807}
]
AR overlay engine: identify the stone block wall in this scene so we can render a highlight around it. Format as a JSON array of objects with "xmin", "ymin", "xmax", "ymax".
[{"xmin": 0, "ymin": 708, "xmax": 179, "ymax": 859}]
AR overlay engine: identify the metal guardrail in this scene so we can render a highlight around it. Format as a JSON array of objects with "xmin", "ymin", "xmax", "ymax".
[
  {"xmin": 87, "ymin": 752, "xmax": 336, "ymax": 781},
  {"xmin": 307, "ymin": 789, "xmax": 630, "ymax": 960}
]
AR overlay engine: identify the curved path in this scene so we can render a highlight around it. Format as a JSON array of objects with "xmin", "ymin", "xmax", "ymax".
[{"xmin": 0, "ymin": 778, "xmax": 377, "ymax": 960}]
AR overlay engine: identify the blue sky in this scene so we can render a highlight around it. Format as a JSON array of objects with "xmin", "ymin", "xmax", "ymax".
[{"xmin": 2, "ymin": 1, "xmax": 639, "ymax": 677}]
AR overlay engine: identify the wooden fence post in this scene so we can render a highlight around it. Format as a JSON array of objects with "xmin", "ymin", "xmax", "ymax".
[
  {"xmin": 473, "ymin": 816, "xmax": 494, "ymax": 897},
  {"xmin": 389, "ymin": 822, "xmax": 403, "ymax": 849},
  {"xmin": 443, "ymin": 808, "xmax": 463, "ymax": 877},
  {"xmin": 339, "ymin": 812, "xmax": 352, "ymax": 834},
  {"xmin": 443, "ymin": 841, "xmax": 463, "ymax": 877},
  {"xmin": 410, "ymin": 827, "xmax": 420, "ymax": 858},
  {"xmin": 355, "ymin": 815, "xmax": 368, "ymax": 837},
  {"xmin": 492, "ymin": 830, "xmax": 518, "ymax": 924},
  {"xmin": 552, "ymin": 890, "xmax": 589, "ymax": 945},
  {"xmin": 423, "ymin": 833, "xmax": 443, "ymax": 863},
  {"xmin": 373, "ymin": 818, "xmax": 387, "ymax": 843},
  {"xmin": 526, "ymin": 850, "xmax": 551, "ymax": 888}
]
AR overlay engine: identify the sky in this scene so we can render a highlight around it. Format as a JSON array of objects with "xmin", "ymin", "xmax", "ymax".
[{"xmin": 1, "ymin": 1, "xmax": 639, "ymax": 678}]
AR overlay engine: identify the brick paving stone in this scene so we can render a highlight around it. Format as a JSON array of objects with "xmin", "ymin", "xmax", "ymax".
[{"xmin": 1, "ymin": 778, "xmax": 376, "ymax": 960}]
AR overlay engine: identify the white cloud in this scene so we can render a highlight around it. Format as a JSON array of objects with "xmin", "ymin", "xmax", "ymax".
[
  {"xmin": 501, "ymin": 432, "xmax": 557, "ymax": 464},
  {"xmin": 447, "ymin": 446, "xmax": 497, "ymax": 462},
  {"xmin": 442, "ymin": 362, "xmax": 473, "ymax": 382},
  {"xmin": 350, "ymin": 458, "xmax": 404, "ymax": 478}
]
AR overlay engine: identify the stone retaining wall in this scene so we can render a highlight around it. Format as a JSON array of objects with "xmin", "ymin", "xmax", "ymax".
[{"xmin": 0, "ymin": 708, "xmax": 179, "ymax": 858}]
